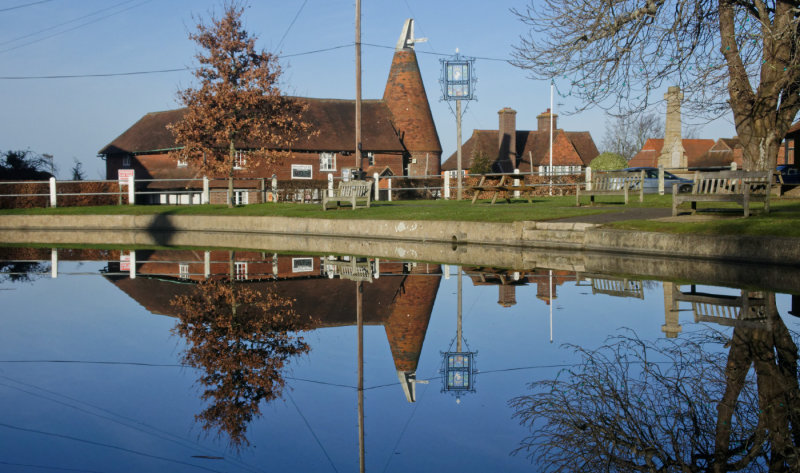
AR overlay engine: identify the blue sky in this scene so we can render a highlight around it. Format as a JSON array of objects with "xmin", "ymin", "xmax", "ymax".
[{"xmin": 0, "ymin": 0, "xmax": 737, "ymax": 178}]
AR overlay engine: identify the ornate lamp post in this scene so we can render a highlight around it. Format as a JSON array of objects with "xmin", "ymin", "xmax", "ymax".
[{"xmin": 440, "ymin": 52, "xmax": 476, "ymax": 200}]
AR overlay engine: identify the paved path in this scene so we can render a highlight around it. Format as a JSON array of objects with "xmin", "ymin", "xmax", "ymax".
[{"xmin": 553, "ymin": 207, "xmax": 674, "ymax": 224}]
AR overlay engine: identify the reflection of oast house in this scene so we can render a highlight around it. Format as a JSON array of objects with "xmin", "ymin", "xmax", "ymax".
[
  {"xmin": 97, "ymin": 19, "xmax": 441, "ymax": 204},
  {"xmin": 442, "ymin": 108, "xmax": 598, "ymax": 174},
  {"xmin": 102, "ymin": 250, "xmax": 441, "ymax": 403}
]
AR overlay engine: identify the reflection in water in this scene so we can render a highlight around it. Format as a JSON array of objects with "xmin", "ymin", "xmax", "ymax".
[
  {"xmin": 170, "ymin": 278, "xmax": 311, "ymax": 448},
  {"xmin": 510, "ymin": 293, "xmax": 800, "ymax": 472}
]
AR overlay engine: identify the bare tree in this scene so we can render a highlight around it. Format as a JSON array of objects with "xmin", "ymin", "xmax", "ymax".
[
  {"xmin": 509, "ymin": 299, "xmax": 800, "ymax": 472},
  {"xmin": 512, "ymin": 0, "xmax": 800, "ymax": 171},
  {"xmin": 602, "ymin": 112, "xmax": 664, "ymax": 160},
  {"xmin": 169, "ymin": 1, "xmax": 313, "ymax": 207}
]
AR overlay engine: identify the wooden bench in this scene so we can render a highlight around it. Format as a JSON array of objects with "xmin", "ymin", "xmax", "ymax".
[
  {"xmin": 470, "ymin": 175, "xmax": 538, "ymax": 205},
  {"xmin": 322, "ymin": 180, "xmax": 371, "ymax": 210},
  {"xmin": 671, "ymin": 170, "xmax": 770, "ymax": 217},
  {"xmin": 576, "ymin": 170, "xmax": 644, "ymax": 206}
]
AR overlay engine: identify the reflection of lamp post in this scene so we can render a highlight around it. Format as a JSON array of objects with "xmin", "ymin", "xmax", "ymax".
[{"xmin": 441, "ymin": 266, "xmax": 477, "ymax": 403}]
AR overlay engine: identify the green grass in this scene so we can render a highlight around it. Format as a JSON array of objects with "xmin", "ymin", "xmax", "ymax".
[
  {"xmin": 3, "ymin": 194, "xmax": 800, "ymax": 237},
  {"xmin": 0, "ymin": 197, "xmax": 613, "ymax": 222}
]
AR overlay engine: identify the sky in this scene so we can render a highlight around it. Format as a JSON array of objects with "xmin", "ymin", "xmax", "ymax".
[{"xmin": 0, "ymin": 0, "xmax": 738, "ymax": 179}]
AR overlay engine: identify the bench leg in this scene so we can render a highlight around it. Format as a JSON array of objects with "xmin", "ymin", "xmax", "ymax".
[
  {"xmin": 672, "ymin": 197, "xmax": 678, "ymax": 217},
  {"xmin": 743, "ymin": 192, "xmax": 750, "ymax": 217},
  {"xmin": 575, "ymin": 188, "xmax": 580, "ymax": 207}
]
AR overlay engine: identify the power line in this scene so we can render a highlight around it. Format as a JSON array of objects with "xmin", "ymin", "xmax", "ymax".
[
  {"xmin": 0, "ymin": 421, "xmax": 228, "ymax": 473},
  {"xmin": 0, "ymin": 0, "xmax": 153, "ymax": 54},
  {"xmin": 0, "ymin": 0, "xmax": 138, "ymax": 46},
  {"xmin": 0, "ymin": 0, "xmax": 54, "ymax": 13},
  {"xmin": 275, "ymin": 0, "xmax": 309, "ymax": 53}
]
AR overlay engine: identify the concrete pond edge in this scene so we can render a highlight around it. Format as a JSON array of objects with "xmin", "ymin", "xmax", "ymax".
[{"xmin": 0, "ymin": 214, "xmax": 798, "ymax": 266}]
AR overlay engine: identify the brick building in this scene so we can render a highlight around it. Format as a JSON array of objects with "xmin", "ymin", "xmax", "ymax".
[
  {"xmin": 98, "ymin": 19, "xmax": 441, "ymax": 204},
  {"xmin": 629, "ymin": 138, "xmax": 716, "ymax": 169},
  {"xmin": 441, "ymin": 107, "xmax": 599, "ymax": 175}
]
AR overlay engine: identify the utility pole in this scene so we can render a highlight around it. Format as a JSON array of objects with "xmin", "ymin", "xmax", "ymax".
[
  {"xmin": 456, "ymin": 100, "xmax": 463, "ymax": 200},
  {"xmin": 355, "ymin": 0, "xmax": 362, "ymax": 171}
]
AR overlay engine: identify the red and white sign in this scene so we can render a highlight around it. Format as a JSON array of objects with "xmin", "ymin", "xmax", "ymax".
[
  {"xmin": 120, "ymin": 253, "xmax": 131, "ymax": 271},
  {"xmin": 118, "ymin": 169, "xmax": 134, "ymax": 186}
]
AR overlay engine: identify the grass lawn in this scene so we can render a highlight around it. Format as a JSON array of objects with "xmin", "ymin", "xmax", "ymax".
[{"xmin": 3, "ymin": 194, "xmax": 800, "ymax": 237}]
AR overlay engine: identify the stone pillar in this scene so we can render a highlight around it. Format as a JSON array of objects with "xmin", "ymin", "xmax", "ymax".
[{"xmin": 658, "ymin": 86, "xmax": 686, "ymax": 169}]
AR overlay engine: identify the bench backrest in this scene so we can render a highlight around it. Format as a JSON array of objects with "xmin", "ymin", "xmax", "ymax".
[
  {"xmin": 691, "ymin": 170, "xmax": 770, "ymax": 195},
  {"xmin": 592, "ymin": 171, "xmax": 643, "ymax": 191},
  {"xmin": 337, "ymin": 180, "xmax": 371, "ymax": 197}
]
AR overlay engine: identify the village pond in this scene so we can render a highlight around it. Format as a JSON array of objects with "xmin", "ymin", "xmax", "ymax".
[{"xmin": 0, "ymin": 247, "xmax": 798, "ymax": 472}]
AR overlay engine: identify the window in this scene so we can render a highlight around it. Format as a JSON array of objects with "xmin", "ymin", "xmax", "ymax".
[
  {"xmin": 319, "ymin": 152, "xmax": 336, "ymax": 171},
  {"xmin": 234, "ymin": 262, "xmax": 248, "ymax": 281},
  {"xmin": 234, "ymin": 150, "xmax": 247, "ymax": 169},
  {"xmin": 122, "ymin": 155, "xmax": 131, "ymax": 168},
  {"xmin": 366, "ymin": 152, "xmax": 375, "ymax": 166},
  {"xmin": 177, "ymin": 156, "xmax": 187, "ymax": 167},
  {"xmin": 178, "ymin": 264, "xmax": 189, "ymax": 280},
  {"xmin": 291, "ymin": 164, "xmax": 312, "ymax": 179},
  {"xmin": 233, "ymin": 190, "xmax": 249, "ymax": 205},
  {"xmin": 292, "ymin": 258, "xmax": 314, "ymax": 273}
]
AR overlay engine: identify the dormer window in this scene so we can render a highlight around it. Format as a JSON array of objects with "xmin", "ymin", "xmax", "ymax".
[
  {"xmin": 319, "ymin": 152, "xmax": 336, "ymax": 172},
  {"xmin": 234, "ymin": 150, "xmax": 247, "ymax": 169}
]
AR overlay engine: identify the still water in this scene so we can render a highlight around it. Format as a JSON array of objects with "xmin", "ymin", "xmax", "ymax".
[{"xmin": 1, "ymin": 247, "xmax": 798, "ymax": 472}]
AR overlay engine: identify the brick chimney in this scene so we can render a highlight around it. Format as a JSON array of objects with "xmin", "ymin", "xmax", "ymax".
[
  {"xmin": 498, "ymin": 107, "xmax": 517, "ymax": 170},
  {"xmin": 536, "ymin": 108, "xmax": 558, "ymax": 133}
]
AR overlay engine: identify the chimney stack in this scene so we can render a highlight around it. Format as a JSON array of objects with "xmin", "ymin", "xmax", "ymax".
[
  {"xmin": 498, "ymin": 107, "xmax": 517, "ymax": 170},
  {"xmin": 536, "ymin": 108, "xmax": 558, "ymax": 133}
]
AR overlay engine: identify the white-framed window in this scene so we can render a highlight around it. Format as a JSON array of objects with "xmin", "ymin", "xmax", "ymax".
[
  {"xmin": 234, "ymin": 150, "xmax": 247, "ymax": 169},
  {"xmin": 539, "ymin": 165, "xmax": 582, "ymax": 176},
  {"xmin": 122, "ymin": 155, "xmax": 131, "ymax": 168},
  {"xmin": 292, "ymin": 257, "xmax": 314, "ymax": 273},
  {"xmin": 366, "ymin": 152, "xmax": 375, "ymax": 166},
  {"xmin": 319, "ymin": 152, "xmax": 336, "ymax": 172},
  {"xmin": 234, "ymin": 262, "xmax": 248, "ymax": 281},
  {"xmin": 177, "ymin": 156, "xmax": 187, "ymax": 167},
  {"xmin": 445, "ymin": 169, "xmax": 466, "ymax": 178},
  {"xmin": 179, "ymin": 263, "xmax": 189, "ymax": 280},
  {"xmin": 234, "ymin": 190, "xmax": 249, "ymax": 205},
  {"xmin": 291, "ymin": 164, "xmax": 312, "ymax": 179}
]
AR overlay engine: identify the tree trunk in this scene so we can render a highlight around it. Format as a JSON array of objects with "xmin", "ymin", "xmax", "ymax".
[{"xmin": 228, "ymin": 141, "xmax": 235, "ymax": 208}]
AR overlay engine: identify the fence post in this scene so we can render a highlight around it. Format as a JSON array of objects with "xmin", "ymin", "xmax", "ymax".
[
  {"xmin": 204, "ymin": 251, "xmax": 210, "ymax": 279},
  {"xmin": 127, "ymin": 175, "xmax": 135, "ymax": 205},
  {"xmin": 129, "ymin": 250, "xmax": 136, "ymax": 279},
  {"xmin": 373, "ymin": 258, "xmax": 380, "ymax": 279},
  {"xmin": 444, "ymin": 264, "xmax": 450, "ymax": 279},
  {"xmin": 373, "ymin": 172, "xmax": 380, "ymax": 201},
  {"xmin": 271, "ymin": 174, "xmax": 278, "ymax": 202},
  {"xmin": 327, "ymin": 173, "xmax": 334, "ymax": 197},
  {"xmin": 51, "ymin": 248, "xmax": 58, "ymax": 278},
  {"xmin": 658, "ymin": 165, "xmax": 665, "ymax": 195},
  {"xmin": 388, "ymin": 178, "xmax": 392, "ymax": 202},
  {"xmin": 259, "ymin": 177, "xmax": 267, "ymax": 204},
  {"xmin": 513, "ymin": 169, "xmax": 520, "ymax": 198},
  {"xmin": 585, "ymin": 167, "xmax": 592, "ymax": 191},
  {"xmin": 202, "ymin": 176, "xmax": 209, "ymax": 204},
  {"xmin": 444, "ymin": 172, "xmax": 450, "ymax": 200},
  {"xmin": 49, "ymin": 177, "xmax": 57, "ymax": 208},
  {"xmin": 731, "ymin": 162, "xmax": 737, "ymax": 171}
]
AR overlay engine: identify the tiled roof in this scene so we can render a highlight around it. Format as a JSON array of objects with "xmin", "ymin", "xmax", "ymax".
[
  {"xmin": 98, "ymin": 98, "xmax": 406, "ymax": 155},
  {"xmin": 442, "ymin": 129, "xmax": 598, "ymax": 171},
  {"xmin": 629, "ymin": 138, "xmax": 715, "ymax": 167}
]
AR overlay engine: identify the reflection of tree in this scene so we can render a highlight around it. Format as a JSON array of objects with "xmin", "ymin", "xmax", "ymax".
[
  {"xmin": 0, "ymin": 261, "xmax": 48, "ymax": 284},
  {"xmin": 171, "ymin": 278, "xmax": 311, "ymax": 448},
  {"xmin": 510, "ymin": 295, "xmax": 799, "ymax": 472}
]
